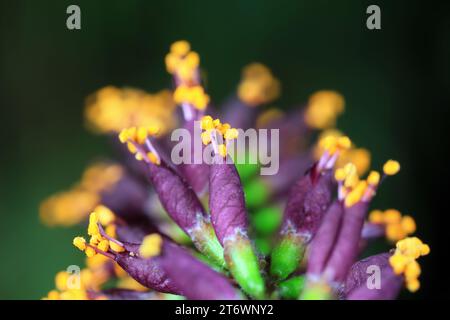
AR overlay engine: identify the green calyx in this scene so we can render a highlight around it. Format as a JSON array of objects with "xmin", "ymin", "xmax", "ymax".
[
  {"xmin": 278, "ymin": 275, "xmax": 306, "ymax": 299},
  {"xmin": 270, "ymin": 234, "xmax": 305, "ymax": 281},
  {"xmin": 224, "ymin": 235, "xmax": 266, "ymax": 299},
  {"xmin": 300, "ymin": 280, "xmax": 334, "ymax": 300},
  {"xmin": 190, "ymin": 221, "xmax": 226, "ymax": 269}
]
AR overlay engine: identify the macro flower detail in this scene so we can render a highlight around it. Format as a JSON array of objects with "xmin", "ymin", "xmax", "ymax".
[{"xmin": 41, "ymin": 40, "xmax": 430, "ymax": 300}]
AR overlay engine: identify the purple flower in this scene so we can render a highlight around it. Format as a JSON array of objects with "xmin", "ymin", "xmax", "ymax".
[{"xmin": 41, "ymin": 40, "xmax": 430, "ymax": 301}]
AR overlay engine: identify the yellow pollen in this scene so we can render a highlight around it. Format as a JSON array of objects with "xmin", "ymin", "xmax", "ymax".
[
  {"xmin": 94, "ymin": 205, "xmax": 115, "ymax": 226},
  {"xmin": 147, "ymin": 152, "xmax": 160, "ymax": 165},
  {"xmin": 109, "ymin": 241, "xmax": 125, "ymax": 253},
  {"xmin": 55, "ymin": 271, "xmax": 69, "ymax": 291},
  {"xmin": 139, "ymin": 234, "xmax": 163, "ymax": 258},
  {"xmin": 85, "ymin": 247, "xmax": 97, "ymax": 258},
  {"xmin": 201, "ymin": 130, "xmax": 212, "ymax": 145},
  {"xmin": 389, "ymin": 237, "xmax": 430, "ymax": 292},
  {"xmin": 334, "ymin": 168, "xmax": 346, "ymax": 182},
  {"xmin": 201, "ymin": 115, "xmax": 214, "ymax": 130},
  {"xmin": 87, "ymin": 212, "xmax": 100, "ymax": 236},
  {"xmin": 304, "ymin": 90, "xmax": 345, "ymax": 129},
  {"xmin": 218, "ymin": 144, "xmax": 227, "ymax": 158},
  {"xmin": 383, "ymin": 160, "xmax": 400, "ymax": 176},
  {"xmin": 97, "ymin": 240, "xmax": 110, "ymax": 252},
  {"xmin": 237, "ymin": 63, "xmax": 280, "ymax": 106},
  {"xmin": 367, "ymin": 171, "xmax": 380, "ymax": 186},
  {"xmin": 369, "ymin": 210, "xmax": 384, "ymax": 224},
  {"xmin": 224, "ymin": 128, "xmax": 239, "ymax": 140},
  {"xmin": 170, "ymin": 40, "xmax": 191, "ymax": 56},
  {"xmin": 73, "ymin": 237, "xmax": 87, "ymax": 251}
]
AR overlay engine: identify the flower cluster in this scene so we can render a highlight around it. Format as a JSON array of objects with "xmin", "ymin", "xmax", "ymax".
[{"xmin": 41, "ymin": 40, "xmax": 429, "ymax": 300}]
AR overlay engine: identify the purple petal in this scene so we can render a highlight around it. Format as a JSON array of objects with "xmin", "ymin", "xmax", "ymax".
[
  {"xmin": 307, "ymin": 201, "xmax": 344, "ymax": 275},
  {"xmin": 177, "ymin": 120, "xmax": 210, "ymax": 195},
  {"xmin": 209, "ymin": 155, "xmax": 248, "ymax": 244},
  {"xmin": 280, "ymin": 168, "xmax": 334, "ymax": 240},
  {"xmin": 114, "ymin": 243, "xmax": 180, "ymax": 294},
  {"xmin": 145, "ymin": 159, "xmax": 206, "ymax": 234},
  {"xmin": 344, "ymin": 253, "xmax": 403, "ymax": 300},
  {"xmin": 324, "ymin": 202, "xmax": 369, "ymax": 282},
  {"xmin": 161, "ymin": 242, "xmax": 240, "ymax": 300}
]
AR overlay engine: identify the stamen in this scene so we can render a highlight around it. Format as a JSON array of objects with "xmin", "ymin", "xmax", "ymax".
[
  {"xmin": 139, "ymin": 234, "xmax": 163, "ymax": 258},
  {"xmin": 200, "ymin": 116, "xmax": 238, "ymax": 158},
  {"xmin": 389, "ymin": 237, "xmax": 430, "ymax": 292}
]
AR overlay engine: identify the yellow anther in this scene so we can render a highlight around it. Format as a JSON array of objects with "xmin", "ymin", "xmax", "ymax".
[
  {"xmin": 109, "ymin": 241, "xmax": 125, "ymax": 253},
  {"xmin": 389, "ymin": 253, "xmax": 409, "ymax": 275},
  {"xmin": 201, "ymin": 115, "xmax": 214, "ymax": 130},
  {"xmin": 139, "ymin": 234, "xmax": 163, "ymax": 258},
  {"xmin": 88, "ymin": 212, "xmax": 100, "ymax": 236},
  {"xmin": 237, "ymin": 63, "xmax": 280, "ymax": 106},
  {"xmin": 396, "ymin": 237, "xmax": 429, "ymax": 259},
  {"xmin": 384, "ymin": 209, "xmax": 402, "ymax": 223},
  {"xmin": 135, "ymin": 152, "xmax": 144, "ymax": 161},
  {"xmin": 337, "ymin": 136, "xmax": 351, "ymax": 150},
  {"xmin": 98, "ymin": 240, "xmax": 110, "ymax": 252},
  {"xmin": 105, "ymin": 224, "xmax": 117, "ymax": 238},
  {"xmin": 390, "ymin": 237, "xmax": 429, "ymax": 293},
  {"xmin": 213, "ymin": 119, "xmax": 221, "ymax": 127},
  {"xmin": 369, "ymin": 210, "xmax": 384, "ymax": 224},
  {"xmin": 383, "ymin": 160, "xmax": 400, "ymax": 176},
  {"xmin": 420, "ymin": 244, "xmax": 430, "ymax": 256},
  {"xmin": 94, "ymin": 205, "xmax": 115, "ymax": 226},
  {"xmin": 406, "ymin": 278, "xmax": 420, "ymax": 292},
  {"xmin": 174, "ymin": 85, "xmax": 209, "ymax": 110},
  {"xmin": 46, "ymin": 290, "xmax": 60, "ymax": 300},
  {"xmin": 386, "ymin": 224, "xmax": 406, "ymax": 242},
  {"xmin": 401, "ymin": 216, "xmax": 416, "ymax": 234},
  {"xmin": 319, "ymin": 136, "xmax": 338, "ymax": 154},
  {"xmin": 367, "ymin": 171, "xmax": 380, "ymax": 186},
  {"xmin": 305, "ymin": 90, "xmax": 345, "ymax": 129},
  {"xmin": 85, "ymin": 247, "xmax": 97, "ymax": 258},
  {"xmin": 224, "ymin": 128, "xmax": 239, "ymax": 140},
  {"xmin": 136, "ymin": 126, "xmax": 148, "ymax": 144},
  {"xmin": 218, "ymin": 144, "xmax": 227, "ymax": 158},
  {"xmin": 127, "ymin": 141, "xmax": 137, "ymax": 154},
  {"xmin": 344, "ymin": 180, "xmax": 367, "ymax": 207},
  {"xmin": 147, "ymin": 152, "xmax": 160, "ymax": 165},
  {"xmin": 86, "ymin": 87, "xmax": 177, "ymax": 135},
  {"xmin": 201, "ymin": 131, "xmax": 212, "ymax": 145},
  {"xmin": 89, "ymin": 234, "xmax": 102, "ymax": 245},
  {"xmin": 55, "ymin": 271, "xmax": 69, "ymax": 291},
  {"xmin": 147, "ymin": 125, "xmax": 160, "ymax": 136},
  {"xmin": 334, "ymin": 168, "xmax": 346, "ymax": 182},
  {"xmin": 170, "ymin": 40, "xmax": 191, "ymax": 57},
  {"xmin": 217, "ymin": 123, "xmax": 231, "ymax": 135},
  {"xmin": 73, "ymin": 237, "xmax": 87, "ymax": 251}
]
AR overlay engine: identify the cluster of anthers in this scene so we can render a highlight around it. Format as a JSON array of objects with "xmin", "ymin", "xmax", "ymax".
[
  {"xmin": 39, "ymin": 163, "xmax": 123, "ymax": 226},
  {"xmin": 73, "ymin": 205, "xmax": 125, "ymax": 257},
  {"xmin": 118, "ymin": 125, "xmax": 161, "ymax": 165},
  {"xmin": 200, "ymin": 115, "xmax": 239, "ymax": 158},
  {"xmin": 237, "ymin": 63, "xmax": 281, "ymax": 106},
  {"xmin": 334, "ymin": 155, "xmax": 400, "ymax": 207},
  {"xmin": 389, "ymin": 237, "xmax": 430, "ymax": 292},
  {"xmin": 369, "ymin": 209, "xmax": 416, "ymax": 242}
]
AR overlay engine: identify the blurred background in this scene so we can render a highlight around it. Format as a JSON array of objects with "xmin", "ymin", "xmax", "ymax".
[{"xmin": 0, "ymin": 0, "xmax": 449, "ymax": 299}]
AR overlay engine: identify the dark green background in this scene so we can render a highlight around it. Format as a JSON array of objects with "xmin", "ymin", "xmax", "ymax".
[{"xmin": 1, "ymin": 0, "xmax": 449, "ymax": 299}]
